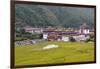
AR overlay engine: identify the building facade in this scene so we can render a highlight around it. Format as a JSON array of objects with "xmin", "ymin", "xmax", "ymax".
[
  {"xmin": 24, "ymin": 26, "xmax": 43, "ymax": 34},
  {"xmin": 43, "ymin": 23, "xmax": 90, "ymax": 42}
]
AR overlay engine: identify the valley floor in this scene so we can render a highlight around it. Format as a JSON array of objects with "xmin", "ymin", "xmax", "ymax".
[{"xmin": 15, "ymin": 41, "xmax": 95, "ymax": 66}]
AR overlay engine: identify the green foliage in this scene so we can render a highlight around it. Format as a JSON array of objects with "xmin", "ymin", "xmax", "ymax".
[
  {"xmin": 15, "ymin": 33, "xmax": 43, "ymax": 41},
  {"xmin": 15, "ymin": 4, "xmax": 94, "ymax": 29},
  {"xmin": 15, "ymin": 37, "xmax": 27, "ymax": 41},
  {"xmin": 15, "ymin": 29, "xmax": 32, "ymax": 41},
  {"xmin": 69, "ymin": 37, "xmax": 76, "ymax": 42},
  {"xmin": 31, "ymin": 33, "xmax": 43, "ymax": 39},
  {"xmin": 85, "ymin": 34, "xmax": 94, "ymax": 42}
]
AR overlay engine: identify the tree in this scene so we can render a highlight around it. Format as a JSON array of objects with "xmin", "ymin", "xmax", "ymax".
[{"xmin": 69, "ymin": 37, "xmax": 76, "ymax": 42}]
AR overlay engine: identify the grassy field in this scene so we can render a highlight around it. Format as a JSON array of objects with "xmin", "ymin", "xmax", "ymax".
[{"xmin": 15, "ymin": 41, "xmax": 94, "ymax": 66}]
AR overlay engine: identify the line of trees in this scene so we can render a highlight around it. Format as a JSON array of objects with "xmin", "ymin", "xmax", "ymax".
[{"xmin": 15, "ymin": 29, "xmax": 43, "ymax": 41}]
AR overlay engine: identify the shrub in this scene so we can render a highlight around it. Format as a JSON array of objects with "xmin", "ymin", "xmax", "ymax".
[{"xmin": 69, "ymin": 37, "xmax": 76, "ymax": 42}]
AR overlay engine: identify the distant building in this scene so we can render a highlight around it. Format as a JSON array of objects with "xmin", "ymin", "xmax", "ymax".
[
  {"xmin": 43, "ymin": 23, "xmax": 91, "ymax": 42},
  {"xmin": 79, "ymin": 23, "xmax": 90, "ymax": 34},
  {"xmin": 24, "ymin": 26, "xmax": 43, "ymax": 34}
]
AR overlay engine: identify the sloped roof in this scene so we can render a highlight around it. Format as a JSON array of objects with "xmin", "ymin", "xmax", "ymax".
[{"xmin": 80, "ymin": 23, "xmax": 89, "ymax": 29}]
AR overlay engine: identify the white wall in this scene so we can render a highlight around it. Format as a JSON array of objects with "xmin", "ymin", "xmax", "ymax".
[
  {"xmin": 0, "ymin": 0, "xmax": 100, "ymax": 69},
  {"xmin": 43, "ymin": 33, "xmax": 48, "ymax": 39},
  {"xmin": 62, "ymin": 36, "xmax": 69, "ymax": 41}
]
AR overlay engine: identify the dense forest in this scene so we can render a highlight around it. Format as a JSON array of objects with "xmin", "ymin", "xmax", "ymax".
[{"xmin": 15, "ymin": 4, "xmax": 94, "ymax": 29}]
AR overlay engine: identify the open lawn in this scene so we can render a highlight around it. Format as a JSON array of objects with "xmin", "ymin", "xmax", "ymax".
[{"xmin": 15, "ymin": 41, "xmax": 94, "ymax": 66}]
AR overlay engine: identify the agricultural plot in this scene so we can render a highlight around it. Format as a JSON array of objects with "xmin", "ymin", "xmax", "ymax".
[{"xmin": 15, "ymin": 41, "xmax": 94, "ymax": 66}]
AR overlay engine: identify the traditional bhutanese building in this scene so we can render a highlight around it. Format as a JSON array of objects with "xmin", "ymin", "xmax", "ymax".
[
  {"xmin": 24, "ymin": 26, "xmax": 43, "ymax": 34},
  {"xmin": 43, "ymin": 23, "xmax": 90, "ymax": 41},
  {"xmin": 79, "ymin": 23, "xmax": 90, "ymax": 34}
]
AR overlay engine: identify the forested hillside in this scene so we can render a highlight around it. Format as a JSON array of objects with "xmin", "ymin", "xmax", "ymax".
[{"xmin": 15, "ymin": 4, "xmax": 94, "ymax": 29}]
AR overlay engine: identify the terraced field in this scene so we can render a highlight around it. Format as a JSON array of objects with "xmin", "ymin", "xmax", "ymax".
[{"xmin": 15, "ymin": 41, "xmax": 94, "ymax": 66}]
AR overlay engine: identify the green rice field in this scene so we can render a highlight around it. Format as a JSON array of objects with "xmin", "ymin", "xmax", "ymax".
[{"xmin": 15, "ymin": 41, "xmax": 94, "ymax": 66}]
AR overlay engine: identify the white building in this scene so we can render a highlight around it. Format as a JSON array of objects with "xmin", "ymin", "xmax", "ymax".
[
  {"xmin": 42, "ymin": 23, "xmax": 90, "ymax": 42},
  {"xmin": 79, "ymin": 23, "xmax": 90, "ymax": 34},
  {"xmin": 43, "ymin": 33, "xmax": 48, "ymax": 39},
  {"xmin": 24, "ymin": 26, "xmax": 43, "ymax": 34},
  {"xmin": 62, "ymin": 36, "xmax": 69, "ymax": 41}
]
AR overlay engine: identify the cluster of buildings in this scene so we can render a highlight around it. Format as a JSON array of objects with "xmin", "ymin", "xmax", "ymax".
[
  {"xmin": 21, "ymin": 23, "xmax": 94, "ymax": 42},
  {"xmin": 23, "ymin": 26, "xmax": 43, "ymax": 34},
  {"xmin": 15, "ymin": 40, "xmax": 36, "ymax": 46}
]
